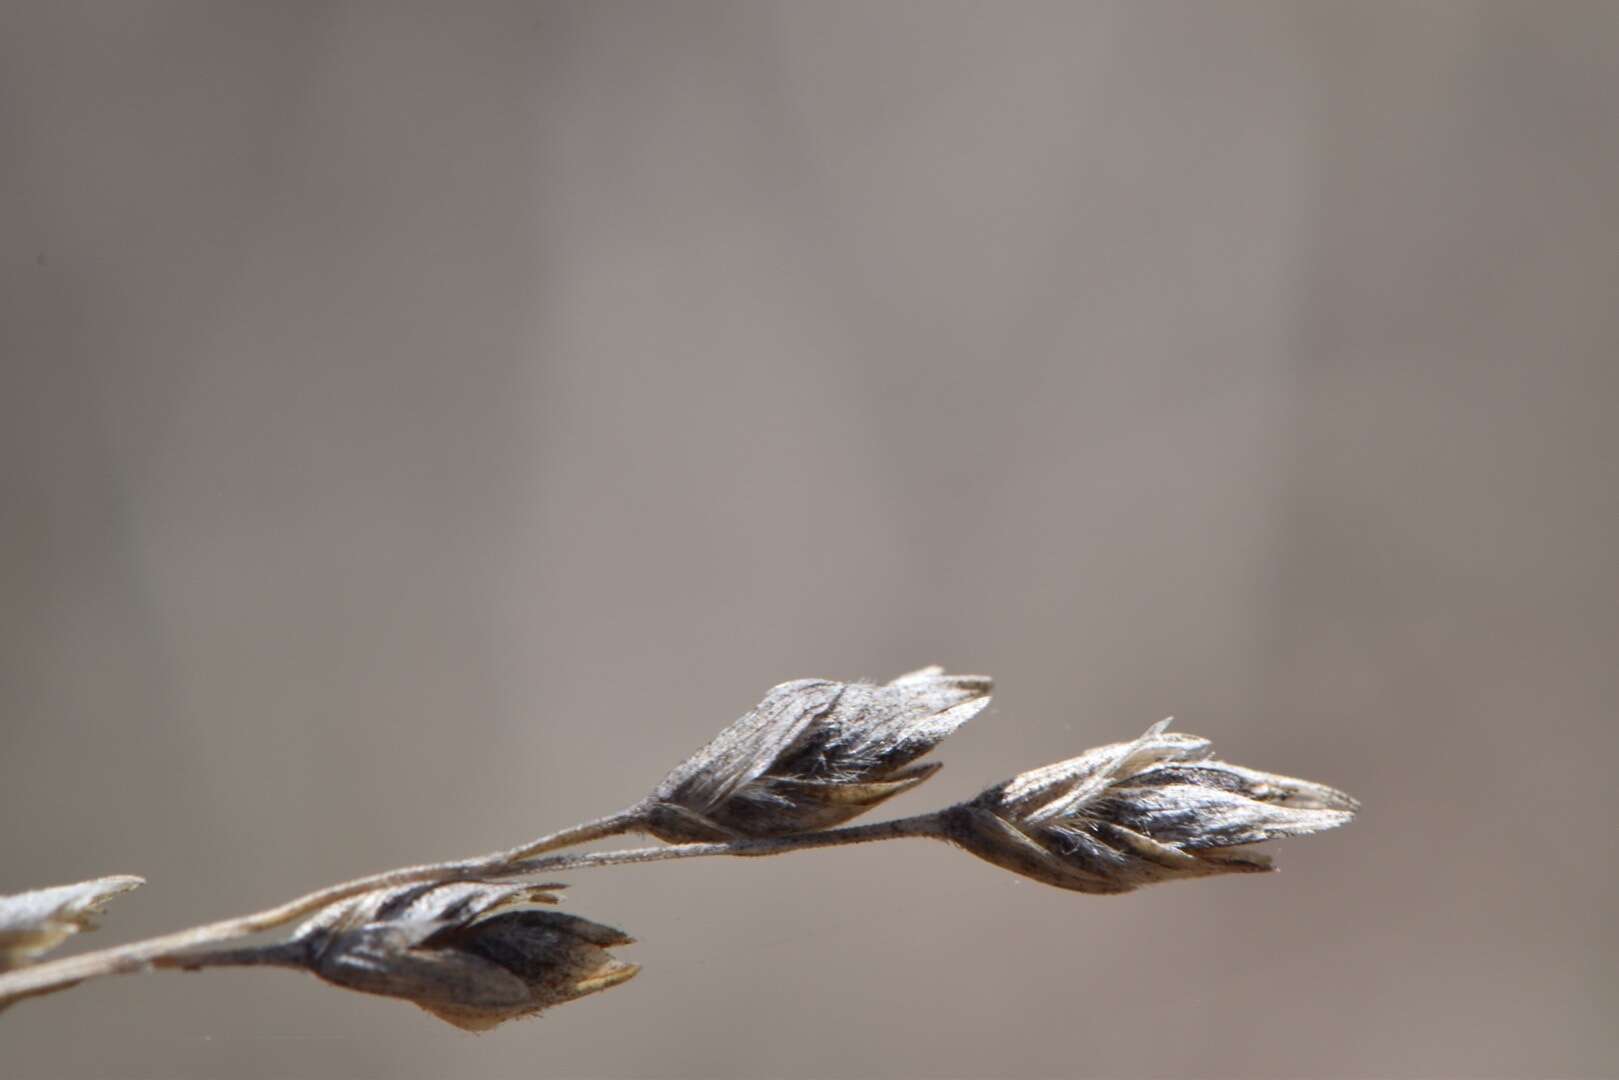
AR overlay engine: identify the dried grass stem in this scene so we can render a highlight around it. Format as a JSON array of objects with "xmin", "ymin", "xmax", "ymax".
[{"xmin": 0, "ymin": 806, "xmax": 649, "ymax": 1007}]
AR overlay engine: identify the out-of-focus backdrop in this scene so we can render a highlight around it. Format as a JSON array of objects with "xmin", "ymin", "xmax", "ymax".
[{"xmin": 3, "ymin": 3, "xmax": 1615, "ymax": 1077}]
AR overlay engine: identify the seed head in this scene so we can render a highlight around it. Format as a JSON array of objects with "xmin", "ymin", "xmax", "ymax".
[
  {"xmin": 647, "ymin": 666, "xmax": 992, "ymax": 842},
  {"xmin": 291, "ymin": 881, "xmax": 637, "ymax": 1031},
  {"xmin": 940, "ymin": 720, "xmax": 1357, "ymax": 893}
]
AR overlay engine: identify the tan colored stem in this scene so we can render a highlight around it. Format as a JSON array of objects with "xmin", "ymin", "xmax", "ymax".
[
  {"xmin": 0, "ymin": 806, "xmax": 649, "ymax": 1008},
  {"xmin": 505, "ymin": 813, "xmax": 947, "ymax": 875}
]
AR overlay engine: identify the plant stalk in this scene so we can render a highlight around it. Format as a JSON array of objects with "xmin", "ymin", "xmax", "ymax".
[
  {"xmin": 0, "ymin": 809, "xmax": 949, "ymax": 1008},
  {"xmin": 505, "ymin": 812, "xmax": 947, "ymax": 875},
  {"xmin": 0, "ymin": 804, "xmax": 651, "ymax": 1008}
]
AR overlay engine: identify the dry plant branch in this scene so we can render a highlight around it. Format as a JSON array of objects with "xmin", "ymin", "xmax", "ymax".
[
  {"xmin": 0, "ymin": 667, "xmax": 1357, "ymax": 1029},
  {"xmin": 0, "ymin": 808, "xmax": 649, "ymax": 1007}
]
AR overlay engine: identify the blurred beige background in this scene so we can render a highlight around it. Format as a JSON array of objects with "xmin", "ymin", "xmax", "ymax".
[{"xmin": 3, "ymin": 2, "xmax": 1616, "ymax": 1077}]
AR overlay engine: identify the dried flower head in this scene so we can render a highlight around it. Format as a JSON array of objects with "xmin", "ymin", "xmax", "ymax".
[
  {"xmin": 0, "ymin": 876, "xmax": 144, "ymax": 971},
  {"xmin": 940, "ymin": 720, "xmax": 1357, "ymax": 894},
  {"xmin": 647, "ymin": 666, "xmax": 992, "ymax": 842},
  {"xmin": 290, "ymin": 881, "xmax": 637, "ymax": 1031}
]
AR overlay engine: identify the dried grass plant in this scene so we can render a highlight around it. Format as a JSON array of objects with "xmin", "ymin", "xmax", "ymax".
[{"xmin": 0, "ymin": 667, "xmax": 1356, "ymax": 1030}]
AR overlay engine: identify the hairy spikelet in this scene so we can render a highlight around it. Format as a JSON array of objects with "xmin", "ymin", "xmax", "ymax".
[
  {"xmin": 648, "ymin": 666, "xmax": 991, "ymax": 841},
  {"xmin": 292, "ymin": 882, "xmax": 637, "ymax": 1031},
  {"xmin": 941, "ymin": 720, "xmax": 1358, "ymax": 893}
]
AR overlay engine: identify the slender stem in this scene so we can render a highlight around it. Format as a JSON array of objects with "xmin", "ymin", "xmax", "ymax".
[
  {"xmin": 0, "ymin": 809, "xmax": 947, "ymax": 1009},
  {"xmin": 507, "ymin": 812, "xmax": 948, "ymax": 875},
  {"xmin": 0, "ymin": 804, "xmax": 651, "ymax": 1008},
  {"xmin": 152, "ymin": 942, "xmax": 308, "ymax": 971},
  {"xmin": 495, "ymin": 807, "xmax": 651, "ymax": 864}
]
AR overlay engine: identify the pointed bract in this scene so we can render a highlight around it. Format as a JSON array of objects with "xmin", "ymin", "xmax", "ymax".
[
  {"xmin": 0, "ymin": 876, "xmax": 144, "ymax": 971},
  {"xmin": 648, "ymin": 667, "xmax": 992, "ymax": 841},
  {"xmin": 941, "ymin": 720, "xmax": 1357, "ymax": 893},
  {"xmin": 292, "ymin": 881, "xmax": 637, "ymax": 1031}
]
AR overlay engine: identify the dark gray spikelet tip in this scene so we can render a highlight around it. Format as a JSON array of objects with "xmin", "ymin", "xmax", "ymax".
[
  {"xmin": 939, "ymin": 720, "xmax": 1358, "ymax": 894},
  {"xmin": 0, "ymin": 876, "xmax": 144, "ymax": 971},
  {"xmin": 289, "ymin": 881, "xmax": 637, "ymax": 1031},
  {"xmin": 646, "ymin": 666, "xmax": 993, "ymax": 842}
]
